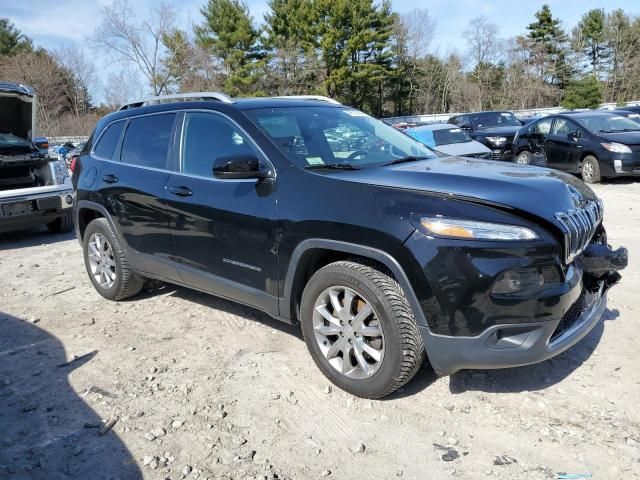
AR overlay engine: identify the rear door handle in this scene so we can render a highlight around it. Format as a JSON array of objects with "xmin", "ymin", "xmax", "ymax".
[
  {"xmin": 102, "ymin": 174, "xmax": 118, "ymax": 183},
  {"xmin": 169, "ymin": 186, "xmax": 193, "ymax": 197}
]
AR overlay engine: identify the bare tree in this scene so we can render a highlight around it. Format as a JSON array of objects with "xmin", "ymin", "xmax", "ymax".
[
  {"xmin": 103, "ymin": 69, "xmax": 146, "ymax": 110},
  {"xmin": 464, "ymin": 16, "xmax": 500, "ymax": 110},
  {"xmin": 90, "ymin": 0, "xmax": 176, "ymax": 95},
  {"xmin": 53, "ymin": 46, "xmax": 98, "ymax": 116},
  {"xmin": 401, "ymin": 8, "xmax": 436, "ymax": 59}
]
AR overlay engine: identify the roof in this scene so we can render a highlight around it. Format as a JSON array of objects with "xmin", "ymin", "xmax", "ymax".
[
  {"xmin": 0, "ymin": 81, "xmax": 35, "ymax": 97},
  {"xmin": 406, "ymin": 123, "xmax": 458, "ymax": 132},
  {"xmin": 560, "ymin": 110, "xmax": 626, "ymax": 118}
]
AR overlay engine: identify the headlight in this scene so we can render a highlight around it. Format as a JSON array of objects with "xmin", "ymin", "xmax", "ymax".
[
  {"xmin": 601, "ymin": 142, "xmax": 631, "ymax": 153},
  {"xmin": 418, "ymin": 216, "xmax": 538, "ymax": 241},
  {"xmin": 485, "ymin": 136, "xmax": 507, "ymax": 144}
]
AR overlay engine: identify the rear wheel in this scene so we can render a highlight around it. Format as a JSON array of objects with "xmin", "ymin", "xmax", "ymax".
[
  {"xmin": 515, "ymin": 151, "xmax": 532, "ymax": 165},
  {"xmin": 300, "ymin": 260, "xmax": 425, "ymax": 398},
  {"xmin": 47, "ymin": 211, "xmax": 74, "ymax": 233},
  {"xmin": 83, "ymin": 218, "xmax": 143, "ymax": 301},
  {"xmin": 581, "ymin": 155, "xmax": 601, "ymax": 184}
]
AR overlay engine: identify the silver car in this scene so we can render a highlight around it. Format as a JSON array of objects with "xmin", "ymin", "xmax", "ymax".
[{"xmin": 405, "ymin": 124, "xmax": 491, "ymax": 158}]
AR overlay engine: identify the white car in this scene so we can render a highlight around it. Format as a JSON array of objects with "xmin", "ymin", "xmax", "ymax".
[{"xmin": 405, "ymin": 124, "xmax": 491, "ymax": 158}]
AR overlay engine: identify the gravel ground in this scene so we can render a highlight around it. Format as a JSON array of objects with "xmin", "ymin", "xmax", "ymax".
[{"xmin": 1, "ymin": 180, "xmax": 639, "ymax": 480}]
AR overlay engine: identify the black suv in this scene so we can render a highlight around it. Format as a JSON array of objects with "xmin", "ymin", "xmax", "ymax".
[
  {"xmin": 448, "ymin": 111, "xmax": 523, "ymax": 160},
  {"xmin": 73, "ymin": 93, "xmax": 627, "ymax": 398},
  {"xmin": 512, "ymin": 111, "xmax": 640, "ymax": 183}
]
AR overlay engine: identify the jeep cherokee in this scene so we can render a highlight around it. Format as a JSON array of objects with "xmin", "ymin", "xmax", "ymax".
[{"xmin": 72, "ymin": 93, "xmax": 627, "ymax": 399}]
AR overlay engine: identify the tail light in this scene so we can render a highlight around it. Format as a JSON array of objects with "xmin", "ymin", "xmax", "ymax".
[{"xmin": 70, "ymin": 155, "xmax": 79, "ymax": 172}]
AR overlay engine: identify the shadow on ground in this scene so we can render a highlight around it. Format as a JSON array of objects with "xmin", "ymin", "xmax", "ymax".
[
  {"xmin": 0, "ymin": 312, "xmax": 141, "ymax": 479},
  {"xmin": 448, "ymin": 308, "xmax": 620, "ymax": 394},
  {"xmin": 0, "ymin": 227, "xmax": 75, "ymax": 250}
]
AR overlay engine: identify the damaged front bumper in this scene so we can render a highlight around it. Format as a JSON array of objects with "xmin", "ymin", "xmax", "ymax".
[{"xmin": 422, "ymin": 243, "xmax": 627, "ymax": 376}]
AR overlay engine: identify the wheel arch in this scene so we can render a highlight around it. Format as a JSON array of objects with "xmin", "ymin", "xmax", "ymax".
[
  {"xmin": 280, "ymin": 239, "xmax": 429, "ymax": 329},
  {"xmin": 75, "ymin": 200, "xmax": 119, "ymax": 243}
]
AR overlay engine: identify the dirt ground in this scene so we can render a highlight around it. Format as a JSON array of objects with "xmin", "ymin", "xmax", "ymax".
[{"xmin": 1, "ymin": 180, "xmax": 639, "ymax": 480}]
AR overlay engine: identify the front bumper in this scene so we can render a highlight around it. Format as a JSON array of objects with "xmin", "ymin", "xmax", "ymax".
[
  {"xmin": 422, "ymin": 280, "xmax": 611, "ymax": 376},
  {"xmin": 405, "ymin": 230, "xmax": 627, "ymax": 376}
]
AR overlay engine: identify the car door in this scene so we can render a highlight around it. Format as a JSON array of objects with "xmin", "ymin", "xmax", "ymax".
[
  {"xmin": 96, "ymin": 112, "xmax": 179, "ymax": 280},
  {"xmin": 165, "ymin": 110, "xmax": 278, "ymax": 313},
  {"xmin": 528, "ymin": 117, "xmax": 553, "ymax": 165},
  {"xmin": 546, "ymin": 117, "xmax": 581, "ymax": 171}
]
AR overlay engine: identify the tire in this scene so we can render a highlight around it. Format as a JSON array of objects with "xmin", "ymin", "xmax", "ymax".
[
  {"xmin": 515, "ymin": 151, "xmax": 532, "ymax": 165},
  {"xmin": 82, "ymin": 218, "xmax": 143, "ymax": 301},
  {"xmin": 300, "ymin": 260, "xmax": 425, "ymax": 399},
  {"xmin": 47, "ymin": 211, "xmax": 74, "ymax": 233},
  {"xmin": 581, "ymin": 155, "xmax": 601, "ymax": 184}
]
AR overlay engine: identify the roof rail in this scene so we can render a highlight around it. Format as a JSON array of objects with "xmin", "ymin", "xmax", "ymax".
[
  {"xmin": 274, "ymin": 95, "xmax": 342, "ymax": 105},
  {"xmin": 119, "ymin": 91, "xmax": 234, "ymax": 111}
]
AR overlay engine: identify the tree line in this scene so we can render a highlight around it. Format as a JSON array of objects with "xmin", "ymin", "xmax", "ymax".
[{"xmin": 2, "ymin": 1, "xmax": 640, "ymax": 136}]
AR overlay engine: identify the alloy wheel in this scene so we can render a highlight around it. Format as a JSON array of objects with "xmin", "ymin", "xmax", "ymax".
[
  {"xmin": 87, "ymin": 232, "xmax": 117, "ymax": 289},
  {"xmin": 583, "ymin": 161, "xmax": 594, "ymax": 181},
  {"xmin": 516, "ymin": 153, "xmax": 529, "ymax": 165},
  {"xmin": 312, "ymin": 286, "xmax": 385, "ymax": 380}
]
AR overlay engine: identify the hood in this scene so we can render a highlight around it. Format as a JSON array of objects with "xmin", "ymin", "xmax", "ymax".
[
  {"xmin": 435, "ymin": 141, "xmax": 491, "ymax": 157},
  {"xmin": 473, "ymin": 126, "xmax": 520, "ymax": 138},
  {"xmin": 334, "ymin": 156, "xmax": 596, "ymax": 222},
  {"xmin": 0, "ymin": 81, "xmax": 35, "ymax": 141},
  {"xmin": 596, "ymin": 131, "xmax": 640, "ymax": 146}
]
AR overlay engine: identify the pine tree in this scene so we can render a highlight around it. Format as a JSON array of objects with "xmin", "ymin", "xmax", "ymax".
[
  {"xmin": 526, "ymin": 5, "xmax": 572, "ymax": 89},
  {"xmin": 195, "ymin": 0, "xmax": 265, "ymax": 96},
  {"xmin": 0, "ymin": 18, "xmax": 33, "ymax": 56},
  {"xmin": 561, "ymin": 75, "xmax": 602, "ymax": 109},
  {"xmin": 573, "ymin": 9, "xmax": 607, "ymax": 77}
]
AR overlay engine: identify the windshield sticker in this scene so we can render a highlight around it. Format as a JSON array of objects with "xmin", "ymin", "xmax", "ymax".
[
  {"xmin": 450, "ymin": 128, "xmax": 462, "ymax": 133},
  {"xmin": 343, "ymin": 109, "xmax": 368, "ymax": 117},
  {"xmin": 306, "ymin": 156, "xmax": 325, "ymax": 165}
]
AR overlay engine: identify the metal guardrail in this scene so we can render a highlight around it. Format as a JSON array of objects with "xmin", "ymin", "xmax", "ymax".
[
  {"xmin": 48, "ymin": 136, "xmax": 90, "ymax": 145},
  {"xmin": 382, "ymin": 101, "xmax": 640, "ymax": 125}
]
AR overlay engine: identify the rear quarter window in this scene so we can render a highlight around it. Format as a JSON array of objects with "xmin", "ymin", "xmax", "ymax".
[
  {"xmin": 93, "ymin": 121, "xmax": 125, "ymax": 160},
  {"xmin": 120, "ymin": 114, "xmax": 175, "ymax": 169}
]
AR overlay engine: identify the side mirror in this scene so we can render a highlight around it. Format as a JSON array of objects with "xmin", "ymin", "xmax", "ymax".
[
  {"xmin": 212, "ymin": 154, "xmax": 272, "ymax": 180},
  {"xmin": 568, "ymin": 131, "xmax": 579, "ymax": 142}
]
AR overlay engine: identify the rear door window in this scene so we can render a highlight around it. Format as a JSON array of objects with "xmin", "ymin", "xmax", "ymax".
[
  {"xmin": 120, "ymin": 114, "xmax": 176, "ymax": 169},
  {"xmin": 93, "ymin": 121, "xmax": 125, "ymax": 160}
]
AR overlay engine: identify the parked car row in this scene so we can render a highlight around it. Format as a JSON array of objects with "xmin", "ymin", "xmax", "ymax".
[{"xmin": 396, "ymin": 107, "xmax": 640, "ymax": 184}]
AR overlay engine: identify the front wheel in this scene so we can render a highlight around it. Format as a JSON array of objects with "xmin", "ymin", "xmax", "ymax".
[
  {"xmin": 300, "ymin": 260, "xmax": 425, "ymax": 399},
  {"xmin": 515, "ymin": 151, "xmax": 532, "ymax": 165},
  {"xmin": 581, "ymin": 155, "xmax": 602, "ymax": 184}
]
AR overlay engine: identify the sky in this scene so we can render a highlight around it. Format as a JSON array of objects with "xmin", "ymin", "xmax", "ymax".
[{"xmin": 3, "ymin": 0, "xmax": 640, "ymax": 103}]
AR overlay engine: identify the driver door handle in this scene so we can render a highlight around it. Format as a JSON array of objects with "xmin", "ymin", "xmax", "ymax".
[{"xmin": 169, "ymin": 186, "xmax": 193, "ymax": 197}]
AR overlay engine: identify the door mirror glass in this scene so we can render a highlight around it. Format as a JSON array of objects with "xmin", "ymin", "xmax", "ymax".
[{"xmin": 212, "ymin": 154, "xmax": 271, "ymax": 180}]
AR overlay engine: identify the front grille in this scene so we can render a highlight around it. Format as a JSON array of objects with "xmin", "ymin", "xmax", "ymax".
[{"xmin": 555, "ymin": 199, "xmax": 603, "ymax": 263}]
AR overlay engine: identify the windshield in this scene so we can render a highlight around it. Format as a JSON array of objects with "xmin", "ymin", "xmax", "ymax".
[
  {"xmin": 0, "ymin": 133, "xmax": 31, "ymax": 147},
  {"xmin": 470, "ymin": 112, "xmax": 522, "ymax": 129},
  {"xmin": 578, "ymin": 114, "xmax": 640, "ymax": 133},
  {"xmin": 0, "ymin": 132, "xmax": 33, "ymax": 154},
  {"xmin": 244, "ymin": 106, "xmax": 435, "ymax": 169}
]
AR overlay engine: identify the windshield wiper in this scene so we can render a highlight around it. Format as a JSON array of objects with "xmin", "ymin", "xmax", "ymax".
[
  {"xmin": 379, "ymin": 155, "xmax": 431, "ymax": 167},
  {"xmin": 304, "ymin": 163, "xmax": 361, "ymax": 170}
]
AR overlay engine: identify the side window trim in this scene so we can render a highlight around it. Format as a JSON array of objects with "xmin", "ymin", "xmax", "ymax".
[{"xmin": 176, "ymin": 109, "xmax": 276, "ymax": 181}]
